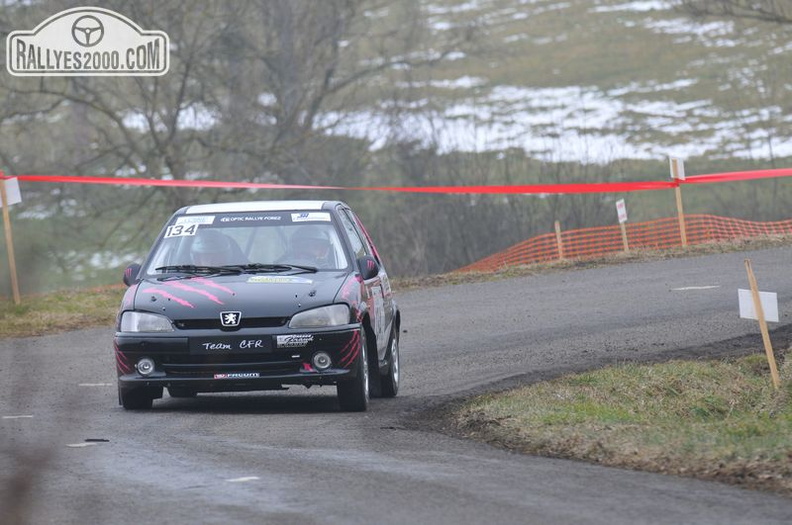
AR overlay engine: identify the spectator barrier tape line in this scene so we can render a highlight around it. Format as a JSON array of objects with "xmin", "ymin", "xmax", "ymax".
[
  {"xmin": 1, "ymin": 167, "xmax": 790, "ymax": 195},
  {"xmin": 2, "ymin": 168, "xmax": 790, "ymax": 274}
]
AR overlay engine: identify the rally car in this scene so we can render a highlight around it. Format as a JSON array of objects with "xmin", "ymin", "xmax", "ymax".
[{"xmin": 114, "ymin": 200, "xmax": 400, "ymax": 411}]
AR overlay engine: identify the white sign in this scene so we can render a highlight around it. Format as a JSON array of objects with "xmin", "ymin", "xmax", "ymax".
[
  {"xmin": 669, "ymin": 157, "xmax": 686, "ymax": 180},
  {"xmin": 615, "ymin": 199, "xmax": 627, "ymax": 224},
  {"xmin": 738, "ymin": 289, "xmax": 779, "ymax": 323},
  {"xmin": 0, "ymin": 178, "xmax": 22, "ymax": 207},
  {"xmin": 7, "ymin": 7, "xmax": 169, "ymax": 76}
]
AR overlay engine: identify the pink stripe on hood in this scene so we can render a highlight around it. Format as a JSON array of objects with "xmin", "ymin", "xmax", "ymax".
[
  {"xmin": 141, "ymin": 288, "xmax": 195, "ymax": 308},
  {"xmin": 192, "ymin": 277, "xmax": 235, "ymax": 295},
  {"xmin": 163, "ymin": 281, "xmax": 225, "ymax": 305}
]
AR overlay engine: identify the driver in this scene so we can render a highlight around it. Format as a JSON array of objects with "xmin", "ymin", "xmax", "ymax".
[
  {"xmin": 190, "ymin": 229, "xmax": 233, "ymax": 266},
  {"xmin": 287, "ymin": 225, "xmax": 332, "ymax": 267}
]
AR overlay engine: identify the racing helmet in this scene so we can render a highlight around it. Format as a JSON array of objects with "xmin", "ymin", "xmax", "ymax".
[
  {"xmin": 190, "ymin": 229, "xmax": 232, "ymax": 265},
  {"xmin": 291, "ymin": 225, "xmax": 332, "ymax": 259}
]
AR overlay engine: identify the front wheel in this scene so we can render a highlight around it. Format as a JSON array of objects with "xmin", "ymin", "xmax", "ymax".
[
  {"xmin": 380, "ymin": 329, "xmax": 399, "ymax": 398},
  {"xmin": 337, "ymin": 330, "xmax": 369, "ymax": 412}
]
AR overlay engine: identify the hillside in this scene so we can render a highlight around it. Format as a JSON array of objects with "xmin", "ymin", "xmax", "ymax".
[{"xmin": 330, "ymin": 0, "xmax": 792, "ymax": 163}]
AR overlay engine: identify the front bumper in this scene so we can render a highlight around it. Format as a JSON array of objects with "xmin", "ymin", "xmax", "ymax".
[{"xmin": 114, "ymin": 326, "xmax": 361, "ymax": 393}]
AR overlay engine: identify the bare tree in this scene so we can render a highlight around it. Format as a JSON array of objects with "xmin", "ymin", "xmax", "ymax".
[
  {"xmin": 677, "ymin": 0, "xmax": 792, "ymax": 24},
  {"xmin": 0, "ymin": 0, "xmax": 486, "ymax": 287}
]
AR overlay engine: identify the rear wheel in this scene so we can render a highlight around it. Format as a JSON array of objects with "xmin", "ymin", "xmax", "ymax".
[
  {"xmin": 337, "ymin": 330, "xmax": 369, "ymax": 412},
  {"xmin": 119, "ymin": 385, "xmax": 154, "ymax": 410},
  {"xmin": 380, "ymin": 329, "xmax": 399, "ymax": 398}
]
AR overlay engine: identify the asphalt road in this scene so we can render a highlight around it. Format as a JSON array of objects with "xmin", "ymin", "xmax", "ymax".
[{"xmin": 2, "ymin": 247, "xmax": 792, "ymax": 524}]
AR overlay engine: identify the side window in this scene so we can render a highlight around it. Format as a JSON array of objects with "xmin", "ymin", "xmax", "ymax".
[
  {"xmin": 350, "ymin": 212, "xmax": 381, "ymax": 263},
  {"xmin": 337, "ymin": 209, "xmax": 369, "ymax": 259}
]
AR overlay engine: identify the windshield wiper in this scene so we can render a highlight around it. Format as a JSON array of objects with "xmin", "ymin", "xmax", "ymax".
[
  {"xmin": 230, "ymin": 263, "xmax": 318, "ymax": 274},
  {"xmin": 155, "ymin": 265, "xmax": 244, "ymax": 276}
]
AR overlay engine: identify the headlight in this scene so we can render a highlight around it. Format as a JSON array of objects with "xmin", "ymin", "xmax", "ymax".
[
  {"xmin": 120, "ymin": 311, "xmax": 174, "ymax": 332},
  {"xmin": 289, "ymin": 304, "xmax": 350, "ymax": 328}
]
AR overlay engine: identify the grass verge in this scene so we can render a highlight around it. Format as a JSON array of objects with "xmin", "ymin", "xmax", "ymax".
[
  {"xmin": 0, "ymin": 285, "xmax": 124, "ymax": 338},
  {"xmin": 450, "ymin": 350, "xmax": 792, "ymax": 496}
]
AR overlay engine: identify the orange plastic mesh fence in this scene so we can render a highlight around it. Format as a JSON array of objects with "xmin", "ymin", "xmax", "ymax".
[{"xmin": 456, "ymin": 215, "xmax": 792, "ymax": 273}]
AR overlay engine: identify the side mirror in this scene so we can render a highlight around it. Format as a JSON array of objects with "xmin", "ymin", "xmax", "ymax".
[
  {"xmin": 123, "ymin": 263, "xmax": 142, "ymax": 286},
  {"xmin": 357, "ymin": 256, "xmax": 379, "ymax": 280}
]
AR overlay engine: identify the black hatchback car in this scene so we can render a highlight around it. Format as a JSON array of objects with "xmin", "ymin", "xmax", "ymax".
[{"xmin": 114, "ymin": 200, "xmax": 400, "ymax": 411}]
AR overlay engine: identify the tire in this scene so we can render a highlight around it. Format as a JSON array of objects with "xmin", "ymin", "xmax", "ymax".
[
  {"xmin": 168, "ymin": 386, "xmax": 197, "ymax": 398},
  {"xmin": 119, "ymin": 385, "xmax": 154, "ymax": 410},
  {"xmin": 380, "ymin": 329, "xmax": 399, "ymax": 398},
  {"xmin": 337, "ymin": 330, "xmax": 369, "ymax": 412}
]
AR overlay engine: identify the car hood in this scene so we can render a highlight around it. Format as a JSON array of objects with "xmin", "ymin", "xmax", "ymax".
[{"xmin": 130, "ymin": 272, "xmax": 349, "ymax": 320}]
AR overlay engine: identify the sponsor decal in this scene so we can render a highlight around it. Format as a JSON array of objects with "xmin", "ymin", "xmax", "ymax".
[
  {"xmin": 175, "ymin": 215, "xmax": 215, "ymax": 225},
  {"xmin": 193, "ymin": 338, "xmax": 268, "ymax": 352},
  {"xmin": 214, "ymin": 372, "xmax": 260, "ymax": 379},
  {"xmin": 291, "ymin": 212, "xmax": 331, "ymax": 223},
  {"xmin": 239, "ymin": 339, "xmax": 266, "ymax": 349},
  {"xmin": 247, "ymin": 276, "xmax": 313, "ymax": 284},
  {"xmin": 7, "ymin": 6, "xmax": 169, "ymax": 76},
  {"xmin": 219, "ymin": 215, "xmax": 282, "ymax": 223},
  {"xmin": 220, "ymin": 311, "xmax": 242, "ymax": 327},
  {"xmin": 277, "ymin": 334, "xmax": 314, "ymax": 348},
  {"xmin": 202, "ymin": 342, "xmax": 232, "ymax": 351}
]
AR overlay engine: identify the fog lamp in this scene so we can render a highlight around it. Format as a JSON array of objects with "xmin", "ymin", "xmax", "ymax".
[
  {"xmin": 136, "ymin": 357, "xmax": 156, "ymax": 376},
  {"xmin": 311, "ymin": 352, "xmax": 332, "ymax": 371}
]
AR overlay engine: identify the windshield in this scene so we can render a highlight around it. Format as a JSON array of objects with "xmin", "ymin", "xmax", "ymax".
[{"xmin": 142, "ymin": 210, "xmax": 349, "ymax": 276}]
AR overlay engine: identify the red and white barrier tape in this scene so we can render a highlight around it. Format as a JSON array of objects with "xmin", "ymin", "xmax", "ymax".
[{"xmin": 1, "ymin": 168, "xmax": 790, "ymax": 195}]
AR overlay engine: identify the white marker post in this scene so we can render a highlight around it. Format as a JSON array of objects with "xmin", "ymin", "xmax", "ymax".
[
  {"xmin": 615, "ymin": 198, "xmax": 629, "ymax": 253},
  {"xmin": 669, "ymin": 157, "xmax": 687, "ymax": 247},
  {"xmin": 741, "ymin": 259, "xmax": 780, "ymax": 390},
  {"xmin": 0, "ymin": 175, "xmax": 21, "ymax": 305}
]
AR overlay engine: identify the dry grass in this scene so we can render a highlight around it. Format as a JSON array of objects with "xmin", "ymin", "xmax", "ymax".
[
  {"xmin": 452, "ymin": 351, "xmax": 792, "ymax": 496},
  {"xmin": 0, "ymin": 286, "xmax": 124, "ymax": 338}
]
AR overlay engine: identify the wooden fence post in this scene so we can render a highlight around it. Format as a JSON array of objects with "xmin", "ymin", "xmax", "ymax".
[
  {"xmin": 554, "ymin": 220, "xmax": 564, "ymax": 260},
  {"xmin": 744, "ymin": 259, "xmax": 780, "ymax": 390},
  {"xmin": 669, "ymin": 157, "xmax": 687, "ymax": 247}
]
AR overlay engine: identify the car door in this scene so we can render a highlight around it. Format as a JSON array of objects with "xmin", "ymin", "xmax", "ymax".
[{"xmin": 336, "ymin": 206, "xmax": 392, "ymax": 360}]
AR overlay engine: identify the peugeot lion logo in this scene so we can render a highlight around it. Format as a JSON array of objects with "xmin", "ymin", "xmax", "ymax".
[{"xmin": 220, "ymin": 311, "xmax": 242, "ymax": 328}]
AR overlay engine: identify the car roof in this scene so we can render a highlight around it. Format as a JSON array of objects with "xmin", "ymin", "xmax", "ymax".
[{"xmin": 182, "ymin": 200, "xmax": 342, "ymax": 215}]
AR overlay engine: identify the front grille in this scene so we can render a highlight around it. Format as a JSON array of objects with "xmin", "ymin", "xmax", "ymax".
[
  {"xmin": 163, "ymin": 361, "xmax": 300, "ymax": 377},
  {"xmin": 174, "ymin": 317, "xmax": 288, "ymax": 330},
  {"xmin": 162, "ymin": 357, "xmax": 301, "ymax": 376}
]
